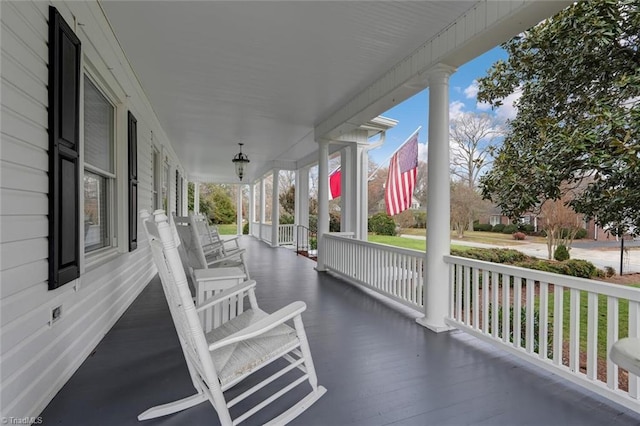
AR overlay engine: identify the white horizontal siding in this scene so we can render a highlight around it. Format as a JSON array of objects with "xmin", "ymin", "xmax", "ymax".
[{"xmin": 0, "ymin": 0, "xmax": 182, "ymax": 419}]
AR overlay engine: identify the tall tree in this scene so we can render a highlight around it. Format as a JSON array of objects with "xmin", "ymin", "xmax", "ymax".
[
  {"xmin": 477, "ymin": 0, "xmax": 640, "ymax": 235},
  {"xmin": 450, "ymin": 112, "xmax": 501, "ymax": 188}
]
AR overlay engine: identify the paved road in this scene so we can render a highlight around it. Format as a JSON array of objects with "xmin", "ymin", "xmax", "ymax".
[{"xmin": 400, "ymin": 234, "xmax": 640, "ymax": 274}]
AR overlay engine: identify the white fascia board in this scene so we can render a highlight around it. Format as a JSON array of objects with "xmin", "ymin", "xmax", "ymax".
[{"xmin": 314, "ymin": 0, "xmax": 573, "ymax": 142}]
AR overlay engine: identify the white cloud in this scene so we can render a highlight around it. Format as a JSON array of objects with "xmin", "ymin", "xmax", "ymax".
[
  {"xmin": 476, "ymin": 101, "xmax": 492, "ymax": 111},
  {"xmin": 494, "ymin": 88, "xmax": 522, "ymax": 121},
  {"xmin": 417, "ymin": 142, "xmax": 428, "ymax": 163},
  {"xmin": 449, "ymin": 100, "xmax": 466, "ymax": 120},
  {"xmin": 463, "ymin": 80, "xmax": 479, "ymax": 99}
]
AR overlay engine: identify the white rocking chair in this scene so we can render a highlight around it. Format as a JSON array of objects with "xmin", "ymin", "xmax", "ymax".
[
  {"xmin": 139, "ymin": 211, "xmax": 326, "ymax": 425},
  {"xmin": 173, "ymin": 214, "xmax": 251, "ymax": 280}
]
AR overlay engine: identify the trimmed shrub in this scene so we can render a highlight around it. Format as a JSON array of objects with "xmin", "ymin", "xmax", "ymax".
[
  {"xmin": 502, "ymin": 224, "xmax": 518, "ymax": 234},
  {"xmin": 474, "ymin": 223, "xmax": 493, "ymax": 232},
  {"xmin": 512, "ymin": 232, "xmax": 526, "ymax": 240},
  {"xmin": 368, "ymin": 213, "xmax": 396, "ymax": 236},
  {"xmin": 492, "ymin": 223, "xmax": 505, "ymax": 233},
  {"xmin": 554, "ymin": 245, "xmax": 570, "ymax": 261},
  {"xmin": 604, "ymin": 266, "xmax": 616, "ymax": 277},
  {"xmin": 575, "ymin": 228, "xmax": 588, "ymax": 239},
  {"xmin": 280, "ymin": 213, "xmax": 294, "ymax": 224},
  {"xmin": 519, "ymin": 224, "xmax": 535, "ymax": 234},
  {"xmin": 242, "ymin": 222, "xmax": 249, "ymax": 235}
]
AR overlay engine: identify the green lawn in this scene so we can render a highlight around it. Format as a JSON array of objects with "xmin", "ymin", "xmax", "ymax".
[
  {"xmin": 545, "ymin": 286, "xmax": 639, "ymax": 360},
  {"xmin": 367, "ymin": 234, "xmax": 469, "ymax": 252},
  {"xmin": 400, "ymin": 229, "xmax": 547, "ymax": 245},
  {"xmin": 216, "ymin": 224, "xmax": 238, "ymax": 235}
]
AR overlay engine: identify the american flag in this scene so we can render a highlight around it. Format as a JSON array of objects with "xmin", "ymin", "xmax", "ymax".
[{"xmin": 385, "ymin": 133, "xmax": 418, "ymax": 216}]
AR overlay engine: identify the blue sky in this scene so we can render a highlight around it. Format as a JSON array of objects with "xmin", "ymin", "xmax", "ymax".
[{"xmin": 369, "ymin": 46, "xmax": 511, "ymax": 166}]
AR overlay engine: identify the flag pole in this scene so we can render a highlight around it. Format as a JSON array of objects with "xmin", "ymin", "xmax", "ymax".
[{"xmin": 368, "ymin": 126, "xmax": 421, "ymax": 181}]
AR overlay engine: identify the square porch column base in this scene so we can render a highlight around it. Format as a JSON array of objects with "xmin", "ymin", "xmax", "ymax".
[{"xmin": 416, "ymin": 317, "xmax": 454, "ymax": 333}]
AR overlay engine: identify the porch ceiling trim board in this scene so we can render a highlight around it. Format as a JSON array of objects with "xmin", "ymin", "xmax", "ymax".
[{"xmin": 315, "ymin": 0, "xmax": 574, "ymax": 142}]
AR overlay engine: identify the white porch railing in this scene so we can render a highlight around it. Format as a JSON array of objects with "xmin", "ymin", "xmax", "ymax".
[
  {"xmin": 278, "ymin": 224, "xmax": 295, "ymax": 245},
  {"xmin": 322, "ymin": 234, "xmax": 424, "ymax": 311},
  {"xmin": 250, "ymin": 222, "xmax": 260, "ymax": 238},
  {"xmin": 445, "ymin": 255, "xmax": 640, "ymax": 413}
]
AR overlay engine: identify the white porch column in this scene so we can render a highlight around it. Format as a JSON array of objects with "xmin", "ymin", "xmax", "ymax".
[
  {"xmin": 358, "ymin": 144, "xmax": 369, "ymax": 241},
  {"xmin": 193, "ymin": 182, "xmax": 200, "ymax": 214},
  {"xmin": 417, "ymin": 64, "xmax": 456, "ymax": 333},
  {"xmin": 236, "ymin": 184, "xmax": 243, "ymax": 236},
  {"xmin": 316, "ymin": 140, "xmax": 329, "ymax": 271},
  {"xmin": 259, "ymin": 177, "xmax": 265, "ymax": 241},
  {"xmin": 249, "ymin": 183, "xmax": 255, "ymax": 236},
  {"xmin": 339, "ymin": 147, "xmax": 353, "ymax": 233},
  {"xmin": 271, "ymin": 169, "xmax": 280, "ymax": 247},
  {"xmin": 296, "ymin": 167, "xmax": 310, "ymax": 230}
]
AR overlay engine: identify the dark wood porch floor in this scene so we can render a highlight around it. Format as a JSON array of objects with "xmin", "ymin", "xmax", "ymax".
[{"xmin": 41, "ymin": 237, "xmax": 640, "ymax": 425}]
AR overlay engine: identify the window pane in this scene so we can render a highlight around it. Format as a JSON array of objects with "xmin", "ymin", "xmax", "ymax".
[
  {"xmin": 84, "ymin": 171, "xmax": 109, "ymax": 252},
  {"xmin": 84, "ymin": 76, "xmax": 114, "ymax": 173}
]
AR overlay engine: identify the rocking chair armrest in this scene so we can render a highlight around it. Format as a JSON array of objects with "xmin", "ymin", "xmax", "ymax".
[
  {"xmin": 205, "ymin": 250, "xmax": 246, "ymax": 266},
  {"xmin": 196, "ymin": 280, "xmax": 256, "ymax": 313},
  {"xmin": 208, "ymin": 301, "xmax": 307, "ymax": 351}
]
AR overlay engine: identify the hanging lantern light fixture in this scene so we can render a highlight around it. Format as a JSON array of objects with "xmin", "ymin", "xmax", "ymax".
[{"xmin": 232, "ymin": 143, "xmax": 250, "ymax": 181}]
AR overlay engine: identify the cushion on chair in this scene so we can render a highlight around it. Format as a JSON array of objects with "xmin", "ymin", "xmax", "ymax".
[
  {"xmin": 206, "ymin": 309, "xmax": 300, "ymax": 386},
  {"xmin": 610, "ymin": 337, "xmax": 640, "ymax": 377}
]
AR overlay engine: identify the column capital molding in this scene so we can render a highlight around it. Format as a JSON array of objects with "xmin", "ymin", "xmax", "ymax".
[{"xmin": 426, "ymin": 63, "xmax": 457, "ymax": 85}]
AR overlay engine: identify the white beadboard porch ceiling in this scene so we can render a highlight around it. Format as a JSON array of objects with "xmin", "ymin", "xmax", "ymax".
[
  {"xmin": 100, "ymin": 1, "xmax": 574, "ymax": 182},
  {"xmin": 101, "ymin": 1, "xmax": 478, "ymax": 182}
]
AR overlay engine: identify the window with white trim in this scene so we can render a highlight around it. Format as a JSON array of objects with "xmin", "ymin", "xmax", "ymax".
[{"xmin": 83, "ymin": 75, "xmax": 116, "ymax": 253}]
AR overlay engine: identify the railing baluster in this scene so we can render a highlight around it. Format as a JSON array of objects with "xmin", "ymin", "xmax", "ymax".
[
  {"xmin": 464, "ymin": 266, "xmax": 471, "ymax": 325},
  {"xmin": 553, "ymin": 285, "xmax": 564, "ymax": 366},
  {"xmin": 569, "ymin": 288, "xmax": 581, "ymax": 373},
  {"xmin": 456, "ymin": 265, "xmax": 463, "ymax": 321},
  {"xmin": 482, "ymin": 269, "xmax": 489, "ymax": 334},
  {"xmin": 502, "ymin": 274, "xmax": 510, "ymax": 344},
  {"xmin": 491, "ymin": 271, "xmax": 499, "ymax": 339},
  {"xmin": 606, "ymin": 296, "xmax": 619, "ymax": 390},
  {"xmin": 449, "ymin": 263, "xmax": 455, "ymax": 318},
  {"xmin": 514, "ymin": 276, "xmax": 522, "ymax": 349},
  {"xmin": 629, "ymin": 300, "xmax": 639, "ymax": 399},
  {"xmin": 526, "ymin": 279, "xmax": 534, "ymax": 354},
  {"xmin": 473, "ymin": 267, "xmax": 479, "ymax": 329},
  {"xmin": 586, "ymin": 292, "xmax": 598, "ymax": 380},
  {"xmin": 539, "ymin": 282, "xmax": 549, "ymax": 359}
]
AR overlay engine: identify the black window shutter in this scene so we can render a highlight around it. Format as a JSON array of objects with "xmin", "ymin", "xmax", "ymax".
[
  {"xmin": 48, "ymin": 6, "xmax": 81, "ymax": 290},
  {"xmin": 128, "ymin": 111, "xmax": 138, "ymax": 251}
]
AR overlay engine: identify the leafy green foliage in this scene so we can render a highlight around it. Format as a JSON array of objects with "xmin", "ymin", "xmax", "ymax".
[
  {"xmin": 279, "ymin": 185, "xmax": 295, "ymax": 216},
  {"xmin": 368, "ymin": 213, "xmax": 396, "ymax": 236},
  {"xmin": 474, "ymin": 223, "xmax": 493, "ymax": 232},
  {"xmin": 450, "ymin": 247, "xmax": 601, "ymax": 278},
  {"xmin": 502, "ymin": 224, "xmax": 518, "ymax": 234},
  {"xmin": 207, "ymin": 186, "xmax": 236, "ymax": 224},
  {"xmin": 478, "ymin": 0, "xmax": 640, "ymax": 235},
  {"xmin": 492, "ymin": 224, "xmax": 505, "ymax": 233},
  {"xmin": 554, "ymin": 244, "xmax": 570, "ymax": 261}
]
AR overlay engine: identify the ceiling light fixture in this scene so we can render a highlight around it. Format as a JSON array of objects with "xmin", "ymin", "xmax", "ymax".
[{"xmin": 232, "ymin": 143, "xmax": 250, "ymax": 181}]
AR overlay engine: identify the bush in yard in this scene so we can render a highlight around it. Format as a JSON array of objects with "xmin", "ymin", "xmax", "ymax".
[
  {"xmin": 604, "ymin": 266, "xmax": 616, "ymax": 278},
  {"xmin": 492, "ymin": 224, "xmax": 505, "ymax": 233},
  {"xmin": 574, "ymin": 228, "xmax": 588, "ymax": 239},
  {"xmin": 554, "ymin": 244, "xmax": 570, "ymax": 261},
  {"xmin": 519, "ymin": 224, "xmax": 535, "ymax": 234},
  {"xmin": 502, "ymin": 224, "xmax": 518, "ymax": 234},
  {"xmin": 242, "ymin": 222, "xmax": 249, "ymax": 235},
  {"xmin": 368, "ymin": 213, "xmax": 396, "ymax": 236},
  {"xmin": 280, "ymin": 214, "xmax": 294, "ymax": 224},
  {"xmin": 512, "ymin": 232, "xmax": 526, "ymax": 240},
  {"xmin": 474, "ymin": 223, "xmax": 493, "ymax": 232}
]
